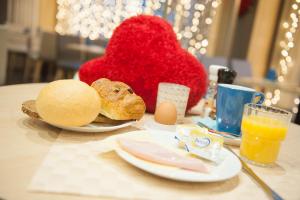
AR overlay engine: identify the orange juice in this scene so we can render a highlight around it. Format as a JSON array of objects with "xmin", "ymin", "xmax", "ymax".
[{"xmin": 240, "ymin": 115, "xmax": 288, "ymax": 165}]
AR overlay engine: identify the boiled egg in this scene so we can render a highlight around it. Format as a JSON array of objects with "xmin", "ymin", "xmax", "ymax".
[{"xmin": 154, "ymin": 101, "xmax": 177, "ymax": 125}]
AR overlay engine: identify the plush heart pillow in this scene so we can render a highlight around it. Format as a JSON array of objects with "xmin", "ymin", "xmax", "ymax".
[{"xmin": 79, "ymin": 15, "xmax": 207, "ymax": 113}]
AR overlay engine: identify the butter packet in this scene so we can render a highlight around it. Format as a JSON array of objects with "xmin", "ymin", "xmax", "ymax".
[{"xmin": 175, "ymin": 124, "xmax": 225, "ymax": 164}]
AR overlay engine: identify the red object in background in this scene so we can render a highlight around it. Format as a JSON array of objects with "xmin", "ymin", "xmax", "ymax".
[
  {"xmin": 79, "ymin": 15, "xmax": 207, "ymax": 113},
  {"xmin": 239, "ymin": 0, "xmax": 255, "ymax": 16}
]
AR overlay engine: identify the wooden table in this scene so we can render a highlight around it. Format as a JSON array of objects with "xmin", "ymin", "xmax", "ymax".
[{"xmin": 1, "ymin": 83, "xmax": 300, "ymax": 200}]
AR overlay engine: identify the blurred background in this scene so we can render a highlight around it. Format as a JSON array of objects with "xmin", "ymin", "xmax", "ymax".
[{"xmin": 0, "ymin": 0, "xmax": 299, "ymax": 123}]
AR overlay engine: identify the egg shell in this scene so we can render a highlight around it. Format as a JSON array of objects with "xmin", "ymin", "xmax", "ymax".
[{"xmin": 154, "ymin": 101, "xmax": 177, "ymax": 125}]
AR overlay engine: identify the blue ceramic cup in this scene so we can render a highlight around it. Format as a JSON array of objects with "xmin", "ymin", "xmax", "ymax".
[{"xmin": 216, "ymin": 84, "xmax": 265, "ymax": 136}]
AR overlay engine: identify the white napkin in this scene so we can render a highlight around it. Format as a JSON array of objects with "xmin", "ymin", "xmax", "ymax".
[{"xmin": 29, "ymin": 134, "xmax": 237, "ymax": 199}]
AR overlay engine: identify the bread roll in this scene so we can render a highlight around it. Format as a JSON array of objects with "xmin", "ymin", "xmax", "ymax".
[
  {"xmin": 91, "ymin": 78, "xmax": 146, "ymax": 120},
  {"xmin": 36, "ymin": 80, "xmax": 101, "ymax": 126}
]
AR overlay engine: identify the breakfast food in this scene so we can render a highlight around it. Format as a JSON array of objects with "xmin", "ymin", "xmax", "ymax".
[
  {"xmin": 91, "ymin": 78, "xmax": 146, "ymax": 120},
  {"xmin": 154, "ymin": 101, "xmax": 177, "ymax": 125},
  {"xmin": 118, "ymin": 138, "xmax": 208, "ymax": 173},
  {"xmin": 93, "ymin": 114, "xmax": 129, "ymax": 124},
  {"xmin": 21, "ymin": 78, "xmax": 145, "ymax": 127},
  {"xmin": 36, "ymin": 80, "xmax": 101, "ymax": 126},
  {"xmin": 21, "ymin": 101, "xmax": 123, "ymax": 124},
  {"xmin": 176, "ymin": 125, "xmax": 224, "ymax": 163},
  {"xmin": 22, "ymin": 100, "xmax": 40, "ymax": 120}
]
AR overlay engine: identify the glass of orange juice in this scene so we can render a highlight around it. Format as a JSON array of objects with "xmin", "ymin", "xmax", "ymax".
[{"xmin": 240, "ymin": 103, "xmax": 292, "ymax": 166}]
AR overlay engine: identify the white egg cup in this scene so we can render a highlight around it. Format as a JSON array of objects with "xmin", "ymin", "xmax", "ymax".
[{"xmin": 144, "ymin": 118, "xmax": 177, "ymax": 132}]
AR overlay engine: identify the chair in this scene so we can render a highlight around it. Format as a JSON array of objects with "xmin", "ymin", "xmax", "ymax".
[
  {"xmin": 55, "ymin": 34, "xmax": 82, "ymax": 80},
  {"xmin": 1, "ymin": 24, "xmax": 30, "ymax": 84},
  {"xmin": 84, "ymin": 38, "xmax": 107, "ymax": 60},
  {"xmin": 24, "ymin": 31, "xmax": 57, "ymax": 82},
  {"xmin": 89, "ymin": 37, "xmax": 108, "ymax": 47}
]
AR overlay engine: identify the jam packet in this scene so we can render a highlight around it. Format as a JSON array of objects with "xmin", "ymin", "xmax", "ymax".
[{"xmin": 175, "ymin": 124, "xmax": 225, "ymax": 164}]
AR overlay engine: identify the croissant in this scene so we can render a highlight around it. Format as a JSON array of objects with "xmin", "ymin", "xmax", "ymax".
[{"xmin": 91, "ymin": 78, "xmax": 146, "ymax": 120}]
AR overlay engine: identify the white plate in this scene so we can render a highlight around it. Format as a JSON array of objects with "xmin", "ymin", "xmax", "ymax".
[
  {"xmin": 45, "ymin": 121, "xmax": 135, "ymax": 132},
  {"xmin": 143, "ymin": 118, "xmax": 176, "ymax": 132},
  {"xmin": 115, "ymin": 130, "xmax": 242, "ymax": 182}
]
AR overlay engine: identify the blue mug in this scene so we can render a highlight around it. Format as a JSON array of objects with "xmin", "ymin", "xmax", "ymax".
[{"xmin": 216, "ymin": 84, "xmax": 265, "ymax": 136}]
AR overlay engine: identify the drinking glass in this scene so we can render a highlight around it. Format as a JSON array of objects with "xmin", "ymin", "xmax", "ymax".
[{"xmin": 240, "ymin": 103, "xmax": 292, "ymax": 167}]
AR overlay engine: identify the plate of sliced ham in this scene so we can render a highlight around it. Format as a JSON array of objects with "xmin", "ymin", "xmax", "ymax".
[{"xmin": 115, "ymin": 130, "xmax": 241, "ymax": 182}]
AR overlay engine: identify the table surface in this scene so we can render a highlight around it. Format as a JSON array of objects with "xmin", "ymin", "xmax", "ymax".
[{"xmin": 1, "ymin": 83, "xmax": 300, "ymax": 200}]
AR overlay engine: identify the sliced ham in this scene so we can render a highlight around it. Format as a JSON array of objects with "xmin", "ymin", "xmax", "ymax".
[{"xmin": 117, "ymin": 138, "xmax": 209, "ymax": 173}]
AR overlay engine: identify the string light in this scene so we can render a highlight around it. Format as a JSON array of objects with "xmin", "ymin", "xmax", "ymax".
[
  {"xmin": 265, "ymin": 99, "xmax": 272, "ymax": 106},
  {"xmin": 265, "ymin": 0, "xmax": 300, "ymax": 115},
  {"xmin": 189, "ymin": 0, "xmax": 220, "ymax": 54},
  {"xmin": 56, "ymin": 0, "xmax": 220, "ymax": 52},
  {"xmin": 164, "ymin": 0, "xmax": 221, "ymax": 55},
  {"xmin": 56, "ymin": 0, "xmax": 153, "ymax": 39},
  {"xmin": 266, "ymin": 92, "xmax": 273, "ymax": 99},
  {"xmin": 292, "ymin": 107, "xmax": 298, "ymax": 113},
  {"xmin": 283, "ymin": 22, "xmax": 289, "ymax": 28}
]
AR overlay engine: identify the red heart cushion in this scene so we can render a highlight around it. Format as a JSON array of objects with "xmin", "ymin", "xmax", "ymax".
[{"xmin": 79, "ymin": 15, "xmax": 207, "ymax": 113}]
